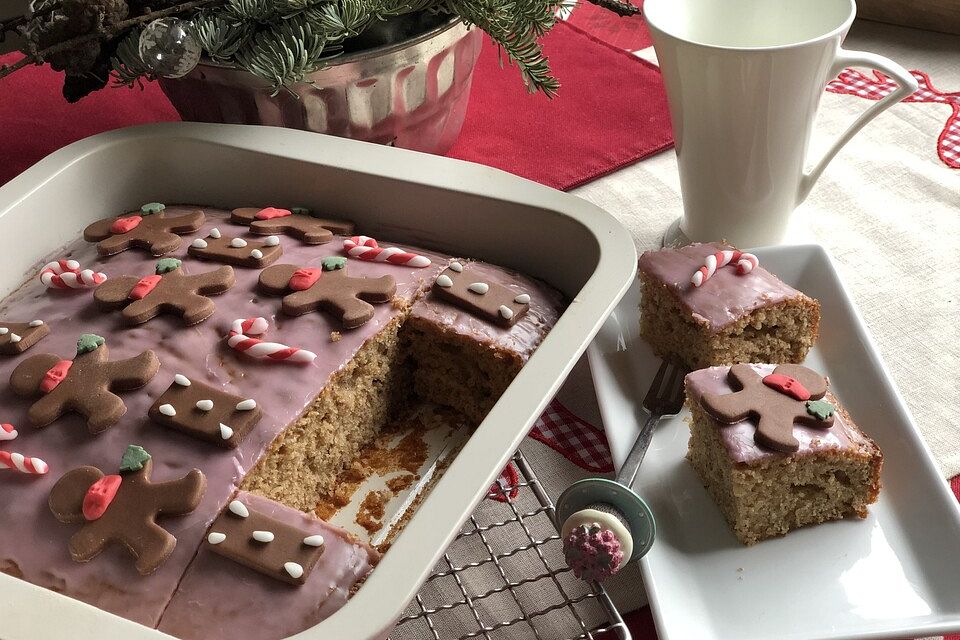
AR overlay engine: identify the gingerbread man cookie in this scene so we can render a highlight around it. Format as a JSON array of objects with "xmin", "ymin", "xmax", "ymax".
[
  {"xmin": 699, "ymin": 364, "xmax": 834, "ymax": 453},
  {"xmin": 432, "ymin": 261, "xmax": 531, "ymax": 327},
  {"xmin": 48, "ymin": 445, "xmax": 206, "ymax": 575},
  {"xmin": 10, "ymin": 334, "xmax": 159, "ymax": 433},
  {"xmin": 258, "ymin": 259, "xmax": 396, "ymax": 329},
  {"xmin": 0, "ymin": 320, "xmax": 49, "ymax": 355},
  {"xmin": 83, "ymin": 203, "xmax": 205, "ymax": 256},
  {"xmin": 230, "ymin": 207, "xmax": 353, "ymax": 245},
  {"xmin": 94, "ymin": 259, "xmax": 235, "ymax": 326},
  {"xmin": 188, "ymin": 228, "xmax": 283, "ymax": 268}
]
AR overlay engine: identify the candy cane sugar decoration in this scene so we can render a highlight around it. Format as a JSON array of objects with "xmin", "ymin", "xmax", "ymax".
[
  {"xmin": 0, "ymin": 423, "xmax": 48, "ymax": 476},
  {"xmin": 343, "ymin": 236, "xmax": 431, "ymax": 268},
  {"xmin": 40, "ymin": 259, "xmax": 107, "ymax": 290},
  {"xmin": 228, "ymin": 317, "xmax": 316, "ymax": 364},
  {"xmin": 690, "ymin": 250, "xmax": 759, "ymax": 288}
]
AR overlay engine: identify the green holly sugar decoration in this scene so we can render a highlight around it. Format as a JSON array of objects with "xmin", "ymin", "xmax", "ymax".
[
  {"xmin": 806, "ymin": 399, "xmax": 835, "ymax": 420},
  {"xmin": 140, "ymin": 202, "xmax": 165, "ymax": 215},
  {"xmin": 120, "ymin": 445, "xmax": 152, "ymax": 473},
  {"xmin": 322, "ymin": 256, "xmax": 347, "ymax": 271},
  {"xmin": 76, "ymin": 333, "xmax": 105, "ymax": 355},
  {"xmin": 291, "ymin": 207, "xmax": 311, "ymax": 216},
  {"xmin": 156, "ymin": 258, "xmax": 182, "ymax": 274}
]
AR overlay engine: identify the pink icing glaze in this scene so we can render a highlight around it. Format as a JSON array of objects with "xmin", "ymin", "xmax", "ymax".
[
  {"xmin": 409, "ymin": 261, "xmax": 564, "ymax": 361},
  {"xmin": 0, "ymin": 207, "xmax": 563, "ymax": 632},
  {"xmin": 157, "ymin": 491, "xmax": 378, "ymax": 640},
  {"xmin": 638, "ymin": 243, "xmax": 808, "ymax": 333},
  {"xmin": 685, "ymin": 364, "xmax": 874, "ymax": 465}
]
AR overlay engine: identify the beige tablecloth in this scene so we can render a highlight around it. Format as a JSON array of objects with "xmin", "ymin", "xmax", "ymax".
[{"xmin": 569, "ymin": 19, "xmax": 960, "ymax": 479}]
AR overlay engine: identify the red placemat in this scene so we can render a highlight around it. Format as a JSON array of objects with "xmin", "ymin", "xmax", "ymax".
[
  {"xmin": 447, "ymin": 20, "xmax": 672, "ymax": 189},
  {"xmin": 0, "ymin": 17, "xmax": 671, "ymax": 190}
]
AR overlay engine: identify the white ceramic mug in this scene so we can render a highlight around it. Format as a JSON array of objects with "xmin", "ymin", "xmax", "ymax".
[{"xmin": 644, "ymin": 0, "xmax": 917, "ymax": 248}]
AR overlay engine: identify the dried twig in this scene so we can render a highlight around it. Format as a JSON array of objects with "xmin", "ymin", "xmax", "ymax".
[{"xmin": 0, "ymin": 0, "xmax": 221, "ymax": 80}]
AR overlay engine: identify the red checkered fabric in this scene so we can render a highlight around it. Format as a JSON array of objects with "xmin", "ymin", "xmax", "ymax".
[
  {"xmin": 529, "ymin": 399, "xmax": 615, "ymax": 473},
  {"xmin": 827, "ymin": 68, "xmax": 960, "ymax": 169},
  {"xmin": 487, "ymin": 463, "xmax": 521, "ymax": 503}
]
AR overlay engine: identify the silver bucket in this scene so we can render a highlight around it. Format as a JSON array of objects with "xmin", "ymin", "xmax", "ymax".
[{"xmin": 158, "ymin": 17, "xmax": 483, "ymax": 155}]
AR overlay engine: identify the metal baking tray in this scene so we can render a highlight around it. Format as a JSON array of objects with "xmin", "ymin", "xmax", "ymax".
[{"xmin": 0, "ymin": 123, "xmax": 637, "ymax": 640}]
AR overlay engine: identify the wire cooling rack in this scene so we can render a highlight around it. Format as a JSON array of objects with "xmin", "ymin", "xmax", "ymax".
[{"xmin": 389, "ymin": 449, "xmax": 631, "ymax": 640}]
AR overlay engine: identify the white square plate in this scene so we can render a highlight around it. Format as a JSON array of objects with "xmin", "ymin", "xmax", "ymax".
[{"xmin": 586, "ymin": 244, "xmax": 960, "ymax": 640}]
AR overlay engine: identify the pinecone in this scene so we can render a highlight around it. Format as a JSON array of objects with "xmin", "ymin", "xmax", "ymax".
[{"xmin": 21, "ymin": 0, "xmax": 129, "ymax": 76}]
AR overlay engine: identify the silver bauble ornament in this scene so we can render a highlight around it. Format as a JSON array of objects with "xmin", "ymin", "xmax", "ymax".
[{"xmin": 139, "ymin": 18, "xmax": 201, "ymax": 79}]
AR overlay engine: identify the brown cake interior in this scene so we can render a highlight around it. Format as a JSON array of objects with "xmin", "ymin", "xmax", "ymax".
[
  {"xmin": 401, "ymin": 315, "xmax": 523, "ymax": 424},
  {"xmin": 640, "ymin": 272, "xmax": 820, "ymax": 370},
  {"xmin": 686, "ymin": 398, "xmax": 882, "ymax": 545},
  {"xmin": 241, "ymin": 314, "xmax": 414, "ymax": 511}
]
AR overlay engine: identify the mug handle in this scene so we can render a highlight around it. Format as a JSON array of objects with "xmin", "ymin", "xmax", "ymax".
[{"xmin": 796, "ymin": 49, "xmax": 918, "ymax": 204}]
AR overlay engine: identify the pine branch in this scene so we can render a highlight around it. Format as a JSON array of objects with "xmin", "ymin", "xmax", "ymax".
[
  {"xmin": 234, "ymin": 14, "xmax": 330, "ymax": 91},
  {"xmin": 193, "ymin": 12, "xmax": 252, "ymax": 60},
  {"xmin": 583, "ymin": 0, "xmax": 640, "ymax": 17},
  {"xmin": 0, "ymin": 0, "xmax": 221, "ymax": 80},
  {"xmin": 111, "ymin": 27, "xmax": 153, "ymax": 86},
  {"xmin": 444, "ymin": 0, "xmax": 562, "ymax": 95}
]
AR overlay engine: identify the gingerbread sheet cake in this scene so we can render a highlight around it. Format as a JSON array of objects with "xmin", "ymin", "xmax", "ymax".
[{"xmin": 0, "ymin": 204, "xmax": 565, "ymax": 639}]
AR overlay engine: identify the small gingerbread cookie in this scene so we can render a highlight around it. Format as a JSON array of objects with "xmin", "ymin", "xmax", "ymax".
[
  {"xmin": 0, "ymin": 320, "xmax": 49, "ymax": 355},
  {"xmin": 48, "ymin": 445, "xmax": 206, "ymax": 575},
  {"xmin": 94, "ymin": 259, "xmax": 235, "ymax": 326},
  {"xmin": 230, "ymin": 207, "xmax": 353, "ymax": 245},
  {"xmin": 83, "ymin": 204, "xmax": 205, "ymax": 256},
  {"xmin": 188, "ymin": 229, "xmax": 283, "ymax": 268},
  {"xmin": 699, "ymin": 363, "xmax": 834, "ymax": 453},
  {"xmin": 432, "ymin": 261, "xmax": 531, "ymax": 327},
  {"xmin": 258, "ymin": 259, "xmax": 395, "ymax": 329},
  {"xmin": 10, "ymin": 334, "xmax": 159, "ymax": 433},
  {"xmin": 149, "ymin": 374, "xmax": 262, "ymax": 448}
]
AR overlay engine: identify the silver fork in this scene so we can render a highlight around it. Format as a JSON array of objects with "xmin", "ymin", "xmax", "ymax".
[
  {"xmin": 616, "ymin": 360, "xmax": 688, "ymax": 489},
  {"xmin": 556, "ymin": 359, "xmax": 688, "ymax": 581}
]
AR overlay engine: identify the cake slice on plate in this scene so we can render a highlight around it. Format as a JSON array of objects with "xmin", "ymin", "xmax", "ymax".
[
  {"xmin": 684, "ymin": 363, "xmax": 882, "ymax": 545},
  {"xmin": 638, "ymin": 243, "xmax": 820, "ymax": 370}
]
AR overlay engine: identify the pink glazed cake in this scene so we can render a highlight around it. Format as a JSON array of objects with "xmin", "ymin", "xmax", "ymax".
[{"xmin": 0, "ymin": 204, "xmax": 564, "ymax": 639}]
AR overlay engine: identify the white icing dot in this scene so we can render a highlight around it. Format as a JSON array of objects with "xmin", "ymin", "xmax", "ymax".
[
  {"xmin": 284, "ymin": 562, "xmax": 304, "ymax": 579},
  {"xmin": 449, "ymin": 261, "xmax": 463, "ymax": 273},
  {"xmin": 250, "ymin": 249, "xmax": 264, "ymax": 260},
  {"xmin": 499, "ymin": 305, "xmax": 514, "ymax": 320},
  {"xmin": 236, "ymin": 399, "xmax": 257, "ymax": 411},
  {"xmin": 158, "ymin": 404, "xmax": 176, "ymax": 417},
  {"xmin": 264, "ymin": 236, "xmax": 280, "ymax": 247},
  {"xmin": 219, "ymin": 423, "xmax": 234, "ymax": 440},
  {"xmin": 209, "ymin": 228, "xmax": 222, "ymax": 239},
  {"xmin": 514, "ymin": 293, "xmax": 531, "ymax": 304},
  {"xmin": 174, "ymin": 374, "xmax": 191, "ymax": 387},
  {"xmin": 303, "ymin": 534, "xmax": 325, "ymax": 547},
  {"xmin": 252, "ymin": 530, "xmax": 274, "ymax": 543},
  {"xmin": 468, "ymin": 282, "xmax": 489, "ymax": 295},
  {"xmin": 207, "ymin": 532, "xmax": 226, "ymax": 545},
  {"xmin": 191, "ymin": 238, "xmax": 208, "ymax": 249},
  {"xmin": 196, "ymin": 399, "xmax": 214, "ymax": 411},
  {"xmin": 9, "ymin": 334, "xmax": 20, "ymax": 343},
  {"xmin": 0, "ymin": 328, "xmax": 8, "ymax": 335},
  {"xmin": 436, "ymin": 274, "xmax": 453, "ymax": 288},
  {"xmin": 228, "ymin": 500, "xmax": 249, "ymax": 518},
  {"xmin": 29, "ymin": 320, "xmax": 44, "ymax": 327},
  {"xmin": 230, "ymin": 238, "xmax": 248, "ymax": 248}
]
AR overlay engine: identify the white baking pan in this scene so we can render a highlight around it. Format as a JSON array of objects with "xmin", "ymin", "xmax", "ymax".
[{"xmin": 0, "ymin": 123, "xmax": 637, "ymax": 640}]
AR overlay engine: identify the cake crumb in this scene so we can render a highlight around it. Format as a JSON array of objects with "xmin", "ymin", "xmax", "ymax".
[
  {"xmin": 357, "ymin": 490, "xmax": 389, "ymax": 534},
  {"xmin": 386, "ymin": 473, "xmax": 416, "ymax": 493},
  {"xmin": 330, "ymin": 331, "xmax": 342, "ymax": 342}
]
